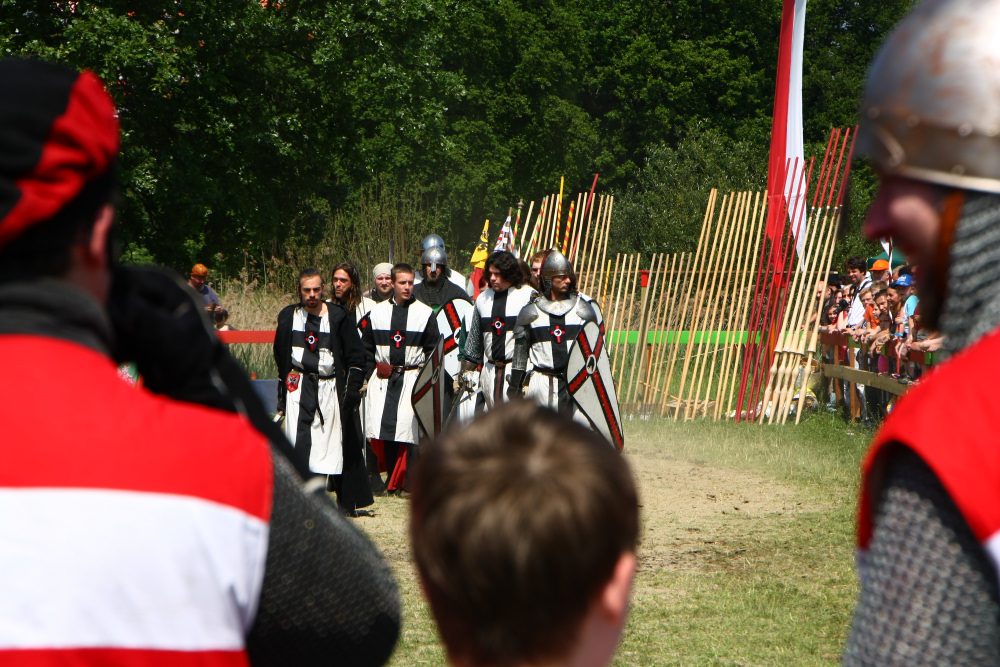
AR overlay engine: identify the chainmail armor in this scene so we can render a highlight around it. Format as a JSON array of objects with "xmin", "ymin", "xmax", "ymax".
[
  {"xmin": 940, "ymin": 191, "xmax": 1000, "ymax": 355},
  {"xmin": 844, "ymin": 448, "xmax": 1000, "ymax": 666},
  {"xmin": 247, "ymin": 448, "xmax": 401, "ymax": 666}
]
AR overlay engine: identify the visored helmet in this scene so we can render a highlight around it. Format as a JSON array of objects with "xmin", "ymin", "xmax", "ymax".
[
  {"xmin": 422, "ymin": 234, "xmax": 445, "ymax": 251},
  {"xmin": 856, "ymin": 0, "xmax": 1000, "ymax": 193},
  {"xmin": 540, "ymin": 249, "xmax": 573, "ymax": 293},
  {"xmin": 421, "ymin": 246, "xmax": 448, "ymax": 272}
]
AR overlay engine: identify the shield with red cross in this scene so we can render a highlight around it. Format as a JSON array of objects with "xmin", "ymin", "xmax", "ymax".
[
  {"xmin": 412, "ymin": 335, "xmax": 447, "ymax": 441},
  {"xmin": 566, "ymin": 321, "xmax": 624, "ymax": 451},
  {"xmin": 435, "ymin": 297, "xmax": 472, "ymax": 379}
]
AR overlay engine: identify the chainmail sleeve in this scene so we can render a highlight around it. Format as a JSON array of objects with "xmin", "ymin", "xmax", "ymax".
[
  {"xmin": 247, "ymin": 447, "xmax": 401, "ymax": 666},
  {"xmin": 463, "ymin": 304, "xmax": 484, "ymax": 365},
  {"xmin": 843, "ymin": 446, "xmax": 1000, "ymax": 666}
]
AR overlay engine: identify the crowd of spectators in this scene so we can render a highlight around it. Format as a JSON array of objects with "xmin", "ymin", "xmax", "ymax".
[{"xmin": 816, "ymin": 255, "xmax": 944, "ymax": 419}]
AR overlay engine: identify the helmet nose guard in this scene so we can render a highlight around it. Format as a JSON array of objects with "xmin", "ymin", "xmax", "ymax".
[{"xmin": 421, "ymin": 246, "xmax": 448, "ymax": 273}]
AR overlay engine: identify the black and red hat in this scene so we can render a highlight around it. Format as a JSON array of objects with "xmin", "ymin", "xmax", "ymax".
[{"xmin": 0, "ymin": 59, "xmax": 119, "ymax": 250}]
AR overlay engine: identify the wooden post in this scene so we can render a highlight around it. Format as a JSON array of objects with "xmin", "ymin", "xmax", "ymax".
[
  {"xmin": 687, "ymin": 191, "xmax": 739, "ymax": 420},
  {"xmin": 701, "ymin": 191, "xmax": 754, "ymax": 419},
  {"xmin": 593, "ymin": 196, "xmax": 615, "ymax": 301},
  {"xmin": 613, "ymin": 255, "xmax": 640, "ymax": 381},
  {"xmin": 646, "ymin": 252, "xmax": 680, "ymax": 411},
  {"xmin": 605, "ymin": 253, "xmax": 627, "ymax": 378},
  {"xmin": 625, "ymin": 253, "xmax": 660, "ymax": 412},
  {"xmin": 659, "ymin": 192, "xmax": 716, "ymax": 418},
  {"xmin": 664, "ymin": 189, "xmax": 718, "ymax": 419},
  {"xmin": 720, "ymin": 192, "xmax": 767, "ymax": 420}
]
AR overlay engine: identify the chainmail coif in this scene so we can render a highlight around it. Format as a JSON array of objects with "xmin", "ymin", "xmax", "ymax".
[{"xmin": 939, "ymin": 191, "xmax": 1000, "ymax": 354}]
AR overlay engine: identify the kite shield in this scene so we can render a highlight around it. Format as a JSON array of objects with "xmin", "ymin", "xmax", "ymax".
[
  {"xmin": 436, "ymin": 298, "xmax": 472, "ymax": 379},
  {"xmin": 412, "ymin": 335, "xmax": 447, "ymax": 441},
  {"xmin": 566, "ymin": 321, "xmax": 624, "ymax": 451}
]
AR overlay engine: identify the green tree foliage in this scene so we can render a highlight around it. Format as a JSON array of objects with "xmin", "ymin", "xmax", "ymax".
[{"xmin": 0, "ymin": 0, "xmax": 915, "ymax": 272}]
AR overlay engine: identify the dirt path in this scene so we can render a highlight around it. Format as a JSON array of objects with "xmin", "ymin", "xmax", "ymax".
[{"xmin": 630, "ymin": 451, "xmax": 809, "ymax": 576}]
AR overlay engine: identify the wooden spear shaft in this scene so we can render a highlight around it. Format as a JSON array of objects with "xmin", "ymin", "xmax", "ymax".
[
  {"xmin": 649, "ymin": 252, "xmax": 684, "ymax": 407},
  {"xmin": 644, "ymin": 252, "xmax": 677, "ymax": 407},
  {"xmin": 712, "ymin": 192, "xmax": 756, "ymax": 420},
  {"xmin": 701, "ymin": 191, "xmax": 753, "ymax": 419},
  {"xmin": 609, "ymin": 253, "xmax": 633, "ymax": 381},
  {"xmin": 605, "ymin": 253, "xmax": 627, "ymax": 376},
  {"xmin": 795, "ymin": 127, "xmax": 858, "ymax": 423},
  {"xmin": 625, "ymin": 253, "xmax": 661, "ymax": 411},
  {"xmin": 659, "ymin": 190, "xmax": 716, "ymax": 418},
  {"xmin": 771, "ymin": 176, "xmax": 829, "ymax": 424},
  {"xmin": 773, "ymin": 128, "xmax": 847, "ymax": 423},
  {"xmin": 517, "ymin": 200, "xmax": 536, "ymax": 258},
  {"xmin": 719, "ymin": 192, "xmax": 767, "ymax": 420},
  {"xmin": 575, "ymin": 193, "xmax": 599, "ymax": 285},
  {"xmin": 668, "ymin": 189, "xmax": 719, "ymax": 420},
  {"xmin": 757, "ymin": 157, "xmax": 815, "ymax": 423},
  {"xmin": 613, "ymin": 254, "xmax": 641, "ymax": 381},
  {"xmin": 686, "ymin": 191, "xmax": 738, "ymax": 420},
  {"xmin": 593, "ymin": 196, "xmax": 614, "ymax": 300},
  {"xmin": 773, "ymin": 135, "xmax": 844, "ymax": 423}
]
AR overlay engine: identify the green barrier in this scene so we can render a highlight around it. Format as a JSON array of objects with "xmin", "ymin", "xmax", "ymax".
[{"xmin": 606, "ymin": 331, "xmax": 762, "ymax": 345}]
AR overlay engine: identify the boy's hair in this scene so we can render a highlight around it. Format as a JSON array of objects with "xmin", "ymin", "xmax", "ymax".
[
  {"xmin": 391, "ymin": 262, "xmax": 414, "ymax": 281},
  {"xmin": 410, "ymin": 401, "xmax": 639, "ymax": 667}
]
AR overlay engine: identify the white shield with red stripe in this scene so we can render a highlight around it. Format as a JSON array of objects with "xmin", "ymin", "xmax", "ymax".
[
  {"xmin": 412, "ymin": 335, "xmax": 446, "ymax": 441},
  {"xmin": 566, "ymin": 321, "xmax": 624, "ymax": 451},
  {"xmin": 436, "ymin": 298, "xmax": 472, "ymax": 378}
]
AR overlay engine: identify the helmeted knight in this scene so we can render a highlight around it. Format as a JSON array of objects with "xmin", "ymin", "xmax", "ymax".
[
  {"xmin": 511, "ymin": 249, "xmax": 601, "ymax": 416},
  {"xmin": 413, "ymin": 234, "xmax": 468, "ymax": 293},
  {"xmin": 461, "ymin": 250, "xmax": 538, "ymax": 409}
]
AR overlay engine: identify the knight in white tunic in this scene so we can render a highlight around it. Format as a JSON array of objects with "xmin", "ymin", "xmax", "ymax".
[
  {"xmin": 511, "ymin": 249, "xmax": 602, "ymax": 417},
  {"xmin": 360, "ymin": 263, "xmax": 440, "ymax": 493},
  {"xmin": 274, "ymin": 270, "xmax": 367, "ymax": 499},
  {"xmin": 461, "ymin": 250, "xmax": 537, "ymax": 409}
]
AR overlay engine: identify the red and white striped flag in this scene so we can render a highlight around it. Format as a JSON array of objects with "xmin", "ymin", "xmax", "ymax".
[
  {"xmin": 494, "ymin": 215, "xmax": 514, "ymax": 252},
  {"xmin": 765, "ymin": 0, "xmax": 808, "ymax": 262}
]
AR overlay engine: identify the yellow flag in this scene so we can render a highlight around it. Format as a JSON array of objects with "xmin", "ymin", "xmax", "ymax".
[{"xmin": 471, "ymin": 219, "xmax": 490, "ymax": 268}]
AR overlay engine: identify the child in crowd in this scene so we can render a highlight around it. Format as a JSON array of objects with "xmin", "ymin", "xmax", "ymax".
[{"xmin": 410, "ymin": 401, "xmax": 639, "ymax": 667}]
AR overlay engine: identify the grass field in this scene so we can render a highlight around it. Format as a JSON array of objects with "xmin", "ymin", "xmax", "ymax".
[{"xmin": 352, "ymin": 414, "xmax": 871, "ymax": 666}]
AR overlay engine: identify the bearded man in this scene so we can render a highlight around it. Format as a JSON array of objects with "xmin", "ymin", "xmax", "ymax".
[
  {"xmin": 368, "ymin": 263, "xmax": 394, "ymax": 303},
  {"xmin": 274, "ymin": 268, "xmax": 370, "ymax": 514}
]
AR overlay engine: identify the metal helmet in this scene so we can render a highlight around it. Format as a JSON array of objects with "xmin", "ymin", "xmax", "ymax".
[
  {"xmin": 857, "ymin": 0, "xmax": 1000, "ymax": 193},
  {"xmin": 422, "ymin": 234, "xmax": 445, "ymax": 251},
  {"xmin": 421, "ymin": 245, "xmax": 448, "ymax": 273},
  {"xmin": 541, "ymin": 249, "xmax": 573, "ymax": 293}
]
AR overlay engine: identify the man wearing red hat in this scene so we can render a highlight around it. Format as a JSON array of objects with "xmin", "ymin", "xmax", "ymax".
[{"xmin": 0, "ymin": 60, "xmax": 398, "ymax": 666}]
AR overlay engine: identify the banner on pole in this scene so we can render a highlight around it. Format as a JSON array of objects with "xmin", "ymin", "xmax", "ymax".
[{"xmin": 765, "ymin": 0, "xmax": 808, "ymax": 260}]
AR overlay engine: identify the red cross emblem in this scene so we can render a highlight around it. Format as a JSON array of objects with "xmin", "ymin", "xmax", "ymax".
[
  {"xmin": 552, "ymin": 326, "xmax": 564, "ymax": 343},
  {"xmin": 306, "ymin": 332, "xmax": 317, "ymax": 351},
  {"xmin": 493, "ymin": 319, "xmax": 504, "ymax": 332},
  {"xmin": 393, "ymin": 330, "xmax": 405, "ymax": 348}
]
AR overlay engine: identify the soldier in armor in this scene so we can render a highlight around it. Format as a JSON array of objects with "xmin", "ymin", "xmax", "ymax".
[
  {"xmin": 845, "ymin": 1, "xmax": 1000, "ymax": 663},
  {"xmin": 413, "ymin": 246, "xmax": 471, "ymax": 311},
  {"xmin": 462, "ymin": 250, "xmax": 538, "ymax": 409},
  {"xmin": 414, "ymin": 234, "xmax": 468, "ymax": 293},
  {"xmin": 510, "ymin": 249, "xmax": 602, "ymax": 416}
]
